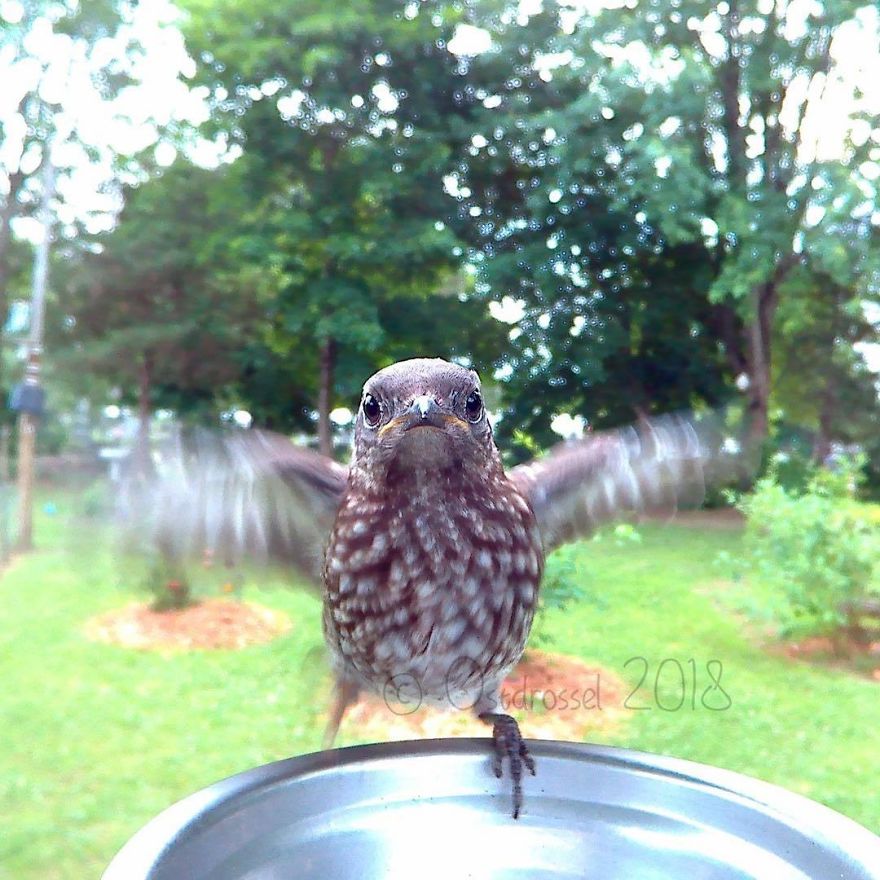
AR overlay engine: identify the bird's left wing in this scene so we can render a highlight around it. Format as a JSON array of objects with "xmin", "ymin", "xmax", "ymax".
[
  {"xmin": 508, "ymin": 414, "xmax": 729, "ymax": 554},
  {"xmin": 120, "ymin": 428, "xmax": 349, "ymax": 586}
]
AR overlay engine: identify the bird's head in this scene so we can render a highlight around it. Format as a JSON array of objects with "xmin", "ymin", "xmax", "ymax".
[{"xmin": 352, "ymin": 358, "xmax": 500, "ymax": 479}]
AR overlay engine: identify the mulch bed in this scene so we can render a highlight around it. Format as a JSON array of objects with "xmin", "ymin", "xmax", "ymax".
[
  {"xmin": 701, "ymin": 579, "xmax": 880, "ymax": 682},
  {"xmin": 780, "ymin": 635, "xmax": 880, "ymax": 681},
  {"xmin": 336, "ymin": 649, "xmax": 628, "ymax": 742},
  {"xmin": 647, "ymin": 508, "xmax": 745, "ymax": 529},
  {"xmin": 84, "ymin": 599, "xmax": 291, "ymax": 650},
  {"xmin": 84, "ymin": 600, "xmax": 627, "ymax": 738}
]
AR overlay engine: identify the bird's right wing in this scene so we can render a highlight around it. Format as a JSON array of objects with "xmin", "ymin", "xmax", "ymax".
[{"xmin": 120, "ymin": 428, "xmax": 348, "ymax": 587}]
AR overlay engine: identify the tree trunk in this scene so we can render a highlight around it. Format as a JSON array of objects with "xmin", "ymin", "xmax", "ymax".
[
  {"xmin": 134, "ymin": 355, "xmax": 154, "ymax": 479},
  {"xmin": 813, "ymin": 369, "xmax": 837, "ymax": 465},
  {"xmin": 744, "ymin": 279, "xmax": 778, "ymax": 447},
  {"xmin": 706, "ymin": 301, "xmax": 748, "ymax": 377},
  {"xmin": 743, "ymin": 252, "xmax": 803, "ymax": 447},
  {"xmin": 317, "ymin": 337, "xmax": 336, "ymax": 458}
]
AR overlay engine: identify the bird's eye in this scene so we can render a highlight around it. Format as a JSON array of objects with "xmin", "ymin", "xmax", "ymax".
[
  {"xmin": 362, "ymin": 393, "xmax": 381, "ymax": 427},
  {"xmin": 465, "ymin": 390, "xmax": 483, "ymax": 422}
]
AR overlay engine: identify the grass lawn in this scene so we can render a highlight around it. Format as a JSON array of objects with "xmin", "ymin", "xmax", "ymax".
[{"xmin": 1, "ymin": 495, "xmax": 878, "ymax": 879}]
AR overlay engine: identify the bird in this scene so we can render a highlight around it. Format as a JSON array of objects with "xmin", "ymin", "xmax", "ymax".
[{"xmin": 132, "ymin": 357, "xmax": 720, "ymax": 819}]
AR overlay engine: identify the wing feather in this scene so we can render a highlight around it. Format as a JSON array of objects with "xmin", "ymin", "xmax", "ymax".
[
  {"xmin": 509, "ymin": 413, "xmax": 725, "ymax": 553},
  {"xmin": 119, "ymin": 427, "xmax": 348, "ymax": 586}
]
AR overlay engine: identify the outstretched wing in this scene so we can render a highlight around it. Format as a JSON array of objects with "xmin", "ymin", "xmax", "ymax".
[
  {"xmin": 120, "ymin": 428, "xmax": 348, "ymax": 586},
  {"xmin": 508, "ymin": 413, "xmax": 727, "ymax": 553}
]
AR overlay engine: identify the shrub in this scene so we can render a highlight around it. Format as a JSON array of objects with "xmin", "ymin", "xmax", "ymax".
[
  {"xmin": 531, "ymin": 551, "xmax": 579, "ymax": 648},
  {"xmin": 530, "ymin": 526, "xmax": 636, "ymax": 646},
  {"xmin": 80, "ymin": 481, "xmax": 110, "ymax": 518},
  {"xmin": 731, "ymin": 456, "xmax": 880, "ymax": 645},
  {"xmin": 138, "ymin": 554, "xmax": 196, "ymax": 612}
]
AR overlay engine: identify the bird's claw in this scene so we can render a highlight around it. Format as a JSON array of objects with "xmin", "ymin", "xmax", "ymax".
[{"xmin": 479, "ymin": 712, "xmax": 535, "ymax": 819}]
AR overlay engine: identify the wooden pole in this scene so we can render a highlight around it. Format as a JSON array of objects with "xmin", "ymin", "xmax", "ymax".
[
  {"xmin": 0, "ymin": 425, "xmax": 9, "ymax": 564},
  {"xmin": 15, "ymin": 412, "xmax": 36, "ymax": 551}
]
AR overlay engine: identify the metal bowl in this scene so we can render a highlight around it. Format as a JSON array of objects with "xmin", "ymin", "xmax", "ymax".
[{"xmin": 104, "ymin": 740, "xmax": 880, "ymax": 879}]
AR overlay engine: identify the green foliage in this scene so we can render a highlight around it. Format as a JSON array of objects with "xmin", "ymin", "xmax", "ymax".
[
  {"xmin": 531, "ymin": 546, "xmax": 590, "ymax": 647},
  {"xmin": 57, "ymin": 160, "xmax": 261, "ymax": 419},
  {"xmin": 509, "ymin": 429, "xmax": 541, "ymax": 456},
  {"xmin": 772, "ymin": 270, "xmax": 880, "ymax": 453},
  {"xmin": 451, "ymin": 0, "xmax": 880, "ymax": 451},
  {"xmin": 765, "ymin": 448, "xmax": 815, "ymax": 497},
  {"xmin": 34, "ymin": 411, "xmax": 68, "ymax": 456},
  {"xmin": 80, "ymin": 481, "xmax": 111, "ymax": 519},
  {"xmin": 451, "ymin": 4, "xmax": 741, "ymax": 444},
  {"xmin": 531, "ymin": 526, "xmax": 641, "ymax": 645},
  {"xmin": 28, "ymin": 0, "xmax": 880, "ymax": 475},
  {"xmin": 177, "ymin": 0, "xmax": 505, "ymax": 426},
  {"xmin": 730, "ymin": 458, "xmax": 880, "ymax": 641}
]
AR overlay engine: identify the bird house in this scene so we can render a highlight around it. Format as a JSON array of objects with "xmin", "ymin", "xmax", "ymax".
[{"xmin": 8, "ymin": 382, "xmax": 46, "ymax": 416}]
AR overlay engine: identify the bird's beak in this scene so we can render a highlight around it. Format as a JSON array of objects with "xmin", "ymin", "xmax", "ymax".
[
  {"xmin": 378, "ymin": 395, "xmax": 468, "ymax": 437},
  {"xmin": 404, "ymin": 395, "xmax": 446, "ymax": 431}
]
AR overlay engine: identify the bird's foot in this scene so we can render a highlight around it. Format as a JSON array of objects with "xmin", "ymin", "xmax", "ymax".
[{"xmin": 478, "ymin": 712, "xmax": 535, "ymax": 819}]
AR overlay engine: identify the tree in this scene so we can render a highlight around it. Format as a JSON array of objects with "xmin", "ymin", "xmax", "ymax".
[
  {"xmin": 59, "ymin": 161, "xmax": 261, "ymax": 473},
  {"xmin": 237, "ymin": 129, "xmax": 461, "ymax": 454},
  {"xmin": 438, "ymin": 5, "xmax": 735, "ymax": 451},
  {"xmin": 178, "ymin": 0, "xmax": 504, "ymax": 453},
  {"xmin": 773, "ymin": 259, "xmax": 880, "ymax": 461},
  {"xmin": 0, "ymin": 0, "xmax": 146, "ymax": 375},
  {"xmin": 432, "ymin": 0, "xmax": 880, "ymax": 460},
  {"xmin": 576, "ymin": 0, "xmax": 880, "ymax": 446}
]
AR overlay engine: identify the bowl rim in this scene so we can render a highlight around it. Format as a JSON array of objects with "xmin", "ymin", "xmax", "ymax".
[{"xmin": 103, "ymin": 739, "xmax": 880, "ymax": 880}]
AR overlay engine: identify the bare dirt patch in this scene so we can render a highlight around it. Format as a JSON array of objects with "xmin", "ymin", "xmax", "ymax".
[
  {"xmin": 651, "ymin": 508, "xmax": 745, "ymax": 529},
  {"xmin": 776, "ymin": 634, "xmax": 880, "ymax": 681},
  {"xmin": 700, "ymin": 579, "xmax": 880, "ymax": 682},
  {"xmin": 84, "ymin": 599, "xmax": 291, "ymax": 650},
  {"xmin": 337, "ymin": 649, "xmax": 628, "ymax": 743}
]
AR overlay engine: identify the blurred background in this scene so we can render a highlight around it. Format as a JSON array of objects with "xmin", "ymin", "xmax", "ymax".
[{"xmin": 1, "ymin": 0, "xmax": 879, "ymax": 876}]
